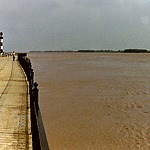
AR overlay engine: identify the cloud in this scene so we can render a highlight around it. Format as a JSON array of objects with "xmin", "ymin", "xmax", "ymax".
[{"xmin": 1, "ymin": 0, "xmax": 150, "ymax": 51}]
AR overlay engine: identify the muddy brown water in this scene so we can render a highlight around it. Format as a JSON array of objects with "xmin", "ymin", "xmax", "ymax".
[{"xmin": 28, "ymin": 52, "xmax": 150, "ymax": 150}]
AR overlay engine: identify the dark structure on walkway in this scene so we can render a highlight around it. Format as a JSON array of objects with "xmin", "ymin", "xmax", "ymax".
[{"xmin": 18, "ymin": 53, "xmax": 49, "ymax": 150}]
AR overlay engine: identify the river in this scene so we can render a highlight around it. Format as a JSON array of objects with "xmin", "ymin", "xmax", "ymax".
[{"xmin": 28, "ymin": 52, "xmax": 150, "ymax": 150}]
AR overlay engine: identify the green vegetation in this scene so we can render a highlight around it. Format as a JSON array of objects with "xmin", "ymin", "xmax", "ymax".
[
  {"xmin": 123, "ymin": 49, "xmax": 148, "ymax": 53},
  {"xmin": 29, "ymin": 49, "xmax": 150, "ymax": 53}
]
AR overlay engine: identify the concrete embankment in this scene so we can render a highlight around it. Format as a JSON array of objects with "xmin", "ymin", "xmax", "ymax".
[{"xmin": 0, "ymin": 56, "xmax": 32, "ymax": 149}]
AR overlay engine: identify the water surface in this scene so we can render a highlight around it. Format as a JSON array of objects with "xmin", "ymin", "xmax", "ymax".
[{"xmin": 28, "ymin": 52, "xmax": 150, "ymax": 150}]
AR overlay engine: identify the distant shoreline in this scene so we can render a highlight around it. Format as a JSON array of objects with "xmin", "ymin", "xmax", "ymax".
[{"xmin": 30, "ymin": 49, "xmax": 150, "ymax": 53}]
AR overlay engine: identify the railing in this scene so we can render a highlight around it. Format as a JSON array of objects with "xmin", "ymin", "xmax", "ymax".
[{"xmin": 18, "ymin": 53, "xmax": 49, "ymax": 150}]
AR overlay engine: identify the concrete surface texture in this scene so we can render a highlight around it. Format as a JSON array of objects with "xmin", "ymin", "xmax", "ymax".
[{"xmin": 0, "ymin": 57, "xmax": 32, "ymax": 149}]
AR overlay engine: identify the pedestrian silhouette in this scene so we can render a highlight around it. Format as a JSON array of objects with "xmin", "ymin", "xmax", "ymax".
[{"xmin": 12, "ymin": 51, "xmax": 15, "ymax": 61}]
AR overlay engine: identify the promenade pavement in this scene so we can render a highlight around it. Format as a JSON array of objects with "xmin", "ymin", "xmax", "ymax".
[{"xmin": 0, "ymin": 57, "xmax": 32, "ymax": 149}]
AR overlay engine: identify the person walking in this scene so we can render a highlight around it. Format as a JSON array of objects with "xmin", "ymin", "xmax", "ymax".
[{"xmin": 12, "ymin": 51, "xmax": 15, "ymax": 61}]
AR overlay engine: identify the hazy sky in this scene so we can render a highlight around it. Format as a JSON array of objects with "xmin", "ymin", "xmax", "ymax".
[{"xmin": 1, "ymin": 0, "xmax": 150, "ymax": 52}]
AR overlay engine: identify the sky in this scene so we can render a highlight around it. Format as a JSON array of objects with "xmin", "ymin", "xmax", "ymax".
[{"xmin": 1, "ymin": 0, "xmax": 150, "ymax": 52}]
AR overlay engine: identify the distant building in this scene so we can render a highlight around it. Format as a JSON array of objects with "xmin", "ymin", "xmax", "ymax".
[{"xmin": 0, "ymin": 32, "xmax": 3, "ymax": 53}]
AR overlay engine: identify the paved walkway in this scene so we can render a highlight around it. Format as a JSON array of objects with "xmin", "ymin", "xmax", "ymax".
[{"xmin": 0, "ymin": 57, "xmax": 32, "ymax": 149}]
